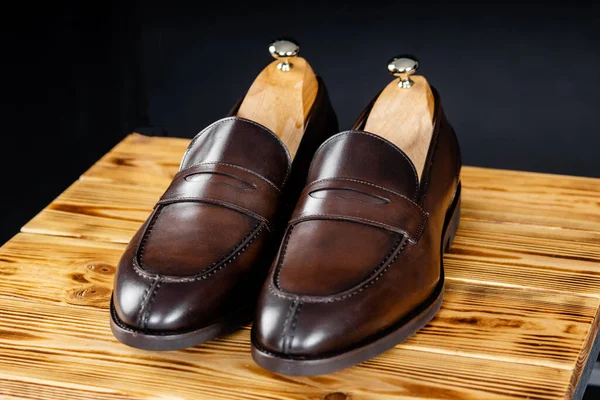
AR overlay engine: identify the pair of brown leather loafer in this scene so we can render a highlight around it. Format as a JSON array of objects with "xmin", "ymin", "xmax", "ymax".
[{"xmin": 110, "ymin": 39, "xmax": 461, "ymax": 376}]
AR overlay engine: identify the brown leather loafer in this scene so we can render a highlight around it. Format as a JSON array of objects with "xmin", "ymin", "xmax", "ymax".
[
  {"xmin": 251, "ymin": 56, "xmax": 461, "ymax": 375},
  {"xmin": 110, "ymin": 40, "xmax": 338, "ymax": 350}
]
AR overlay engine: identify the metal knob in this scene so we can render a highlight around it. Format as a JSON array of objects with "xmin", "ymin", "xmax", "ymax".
[
  {"xmin": 387, "ymin": 55, "xmax": 419, "ymax": 88},
  {"xmin": 269, "ymin": 38, "xmax": 299, "ymax": 72}
]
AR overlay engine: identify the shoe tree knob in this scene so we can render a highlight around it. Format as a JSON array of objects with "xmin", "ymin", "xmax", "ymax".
[
  {"xmin": 269, "ymin": 39, "xmax": 300, "ymax": 72},
  {"xmin": 387, "ymin": 55, "xmax": 419, "ymax": 89}
]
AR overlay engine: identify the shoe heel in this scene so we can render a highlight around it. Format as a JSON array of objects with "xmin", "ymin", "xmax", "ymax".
[{"xmin": 443, "ymin": 182, "xmax": 461, "ymax": 252}]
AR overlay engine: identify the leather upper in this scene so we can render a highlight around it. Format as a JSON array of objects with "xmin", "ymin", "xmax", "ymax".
[
  {"xmin": 252, "ymin": 87, "xmax": 461, "ymax": 357},
  {"xmin": 276, "ymin": 134, "xmax": 428, "ymax": 298},
  {"xmin": 143, "ymin": 119, "xmax": 288, "ymax": 278},
  {"xmin": 112, "ymin": 77, "xmax": 338, "ymax": 334}
]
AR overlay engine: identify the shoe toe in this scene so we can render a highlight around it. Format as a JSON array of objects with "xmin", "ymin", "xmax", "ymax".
[
  {"xmin": 112, "ymin": 250, "xmax": 215, "ymax": 334},
  {"xmin": 253, "ymin": 290, "xmax": 341, "ymax": 357},
  {"xmin": 111, "ymin": 248, "xmax": 153, "ymax": 329}
]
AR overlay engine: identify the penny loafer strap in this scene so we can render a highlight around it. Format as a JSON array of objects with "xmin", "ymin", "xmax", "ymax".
[
  {"xmin": 158, "ymin": 162, "xmax": 282, "ymax": 229},
  {"xmin": 290, "ymin": 178, "xmax": 428, "ymax": 243}
]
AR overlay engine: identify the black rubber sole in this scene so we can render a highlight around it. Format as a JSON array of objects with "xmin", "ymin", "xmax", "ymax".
[
  {"xmin": 110, "ymin": 301, "xmax": 252, "ymax": 351},
  {"xmin": 251, "ymin": 182, "xmax": 462, "ymax": 375}
]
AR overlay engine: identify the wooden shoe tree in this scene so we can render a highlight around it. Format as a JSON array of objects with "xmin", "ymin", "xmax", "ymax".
[
  {"xmin": 237, "ymin": 39, "xmax": 318, "ymax": 159},
  {"xmin": 364, "ymin": 56, "xmax": 434, "ymax": 181}
]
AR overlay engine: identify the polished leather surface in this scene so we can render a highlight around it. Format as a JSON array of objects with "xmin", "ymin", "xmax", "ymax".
[
  {"xmin": 112, "ymin": 77, "xmax": 338, "ymax": 334},
  {"xmin": 252, "ymin": 87, "xmax": 461, "ymax": 357}
]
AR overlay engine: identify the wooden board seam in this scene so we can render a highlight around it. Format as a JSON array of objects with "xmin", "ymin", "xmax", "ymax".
[
  {"xmin": 0, "ymin": 372, "xmax": 128, "ymax": 396},
  {"xmin": 447, "ymin": 277, "xmax": 600, "ymax": 300},
  {"xmin": 402, "ymin": 343, "xmax": 573, "ymax": 372},
  {"xmin": 461, "ymin": 217, "xmax": 600, "ymax": 236},
  {"xmin": 17, "ymin": 229, "xmax": 124, "ymax": 245}
]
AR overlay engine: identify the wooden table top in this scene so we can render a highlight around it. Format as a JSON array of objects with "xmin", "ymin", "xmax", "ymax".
[{"xmin": 1, "ymin": 133, "xmax": 600, "ymax": 400}]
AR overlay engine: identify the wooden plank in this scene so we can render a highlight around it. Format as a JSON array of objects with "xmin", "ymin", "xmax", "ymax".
[
  {"xmin": 21, "ymin": 180, "xmax": 162, "ymax": 243},
  {"xmin": 81, "ymin": 133, "xmax": 186, "ymax": 188},
  {"xmin": 462, "ymin": 166, "xmax": 600, "ymax": 232},
  {"xmin": 0, "ymin": 373, "xmax": 140, "ymax": 400},
  {"xmin": 21, "ymin": 207, "xmax": 142, "ymax": 244},
  {"xmin": 406, "ymin": 282, "xmax": 598, "ymax": 369},
  {"xmin": 3, "ymin": 134, "xmax": 600, "ymax": 399},
  {"xmin": 0, "ymin": 296, "xmax": 573, "ymax": 400},
  {"xmin": 0, "ymin": 234, "xmax": 124, "ymax": 308},
  {"xmin": 446, "ymin": 219, "xmax": 600, "ymax": 297},
  {"xmin": 1, "ymin": 233, "xmax": 598, "ymax": 371}
]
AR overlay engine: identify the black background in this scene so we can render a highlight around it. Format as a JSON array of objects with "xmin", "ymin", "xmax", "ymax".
[
  {"xmin": 1, "ymin": 0, "xmax": 600, "ymax": 397},
  {"xmin": 2, "ymin": 1, "xmax": 599, "ymax": 246}
]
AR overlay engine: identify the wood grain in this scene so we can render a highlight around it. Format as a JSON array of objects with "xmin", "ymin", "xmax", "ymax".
[
  {"xmin": 82, "ymin": 133, "xmax": 186, "ymax": 187},
  {"xmin": 0, "ymin": 372, "xmax": 143, "ymax": 400},
  {"xmin": 2, "ymin": 133, "xmax": 600, "ymax": 399},
  {"xmin": 0, "ymin": 296, "xmax": 574, "ymax": 400},
  {"xmin": 0, "ymin": 234, "xmax": 123, "ymax": 307},
  {"xmin": 22, "ymin": 180, "xmax": 161, "ymax": 243},
  {"xmin": 462, "ymin": 166, "xmax": 600, "ymax": 232},
  {"xmin": 364, "ymin": 75, "xmax": 434, "ymax": 180},
  {"xmin": 1, "ymin": 233, "xmax": 596, "ymax": 373},
  {"xmin": 238, "ymin": 57, "xmax": 318, "ymax": 159},
  {"xmin": 446, "ymin": 219, "xmax": 600, "ymax": 296}
]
